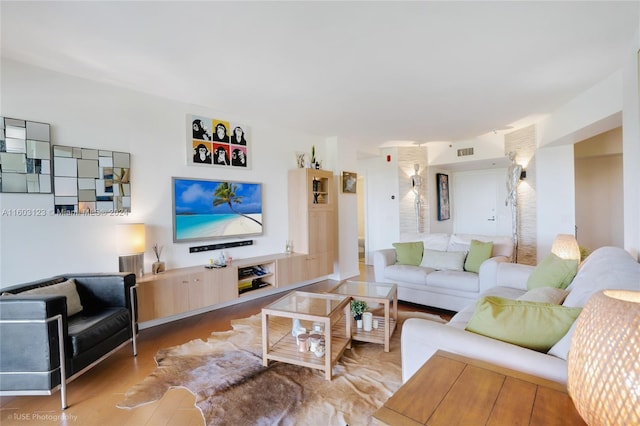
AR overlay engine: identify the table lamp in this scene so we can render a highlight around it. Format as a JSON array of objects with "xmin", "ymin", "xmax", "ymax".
[
  {"xmin": 118, "ymin": 223, "xmax": 145, "ymax": 278},
  {"xmin": 567, "ymin": 290, "xmax": 640, "ymax": 425},
  {"xmin": 551, "ymin": 234, "xmax": 581, "ymax": 261}
]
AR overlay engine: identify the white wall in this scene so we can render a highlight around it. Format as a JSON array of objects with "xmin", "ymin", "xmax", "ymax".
[
  {"xmin": 327, "ymin": 137, "xmax": 360, "ymax": 280},
  {"xmin": 360, "ymin": 148, "xmax": 400, "ymax": 263},
  {"xmin": 622, "ymin": 26, "xmax": 640, "ymax": 258},
  {"xmin": 0, "ymin": 59, "xmax": 325, "ymax": 286},
  {"xmin": 534, "ymin": 145, "xmax": 576, "ymax": 259},
  {"xmin": 536, "ymin": 31, "xmax": 640, "ymax": 259},
  {"xmin": 427, "ymin": 134, "xmax": 504, "ymax": 166}
]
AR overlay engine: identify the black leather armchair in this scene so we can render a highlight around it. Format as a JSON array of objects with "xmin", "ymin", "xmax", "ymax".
[{"xmin": 0, "ymin": 273, "xmax": 138, "ymax": 409}]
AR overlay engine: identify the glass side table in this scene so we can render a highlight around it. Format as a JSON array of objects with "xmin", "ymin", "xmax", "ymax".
[
  {"xmin": 261, "ymin": 291, "xmax": 351, "ymax": 380},
  {"xmin": 330, "ymin": 281, "xmax": 398, "ymax": 352}
]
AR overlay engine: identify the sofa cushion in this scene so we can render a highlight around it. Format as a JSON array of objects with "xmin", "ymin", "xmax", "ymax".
[
  {"xmin": 464, "ymin": 240, "xmax": 493, "ymax": 273},
  {"xmin": 517, "ymin": 287, "xmax": 569, "ymax": 304},
  {"xmin": 420, "ymin": 249, "xmax": 467, "ymax": 271},
  {"xmin": 465, "ymin": 296, "xmax": 582, "ymax": 352},
  {"xmin": 67, "ymin": 307, "xmax": 131, "ymax": 357},
  {"xmin": 18, "ymin": 279, "xmax": 84, "ymax": 316},
  {"xmin": 427, "ymin": 271, "xmax": 479, "ymax": 292},
  {"xmin": 384, "ymin": 264, "xmax": 431, "ymax": 286},
  {"xmin": 393, "ymin": 241, "xmax": 424, "ymax": 266},
  {"xmin": 527, "ymin": 253, "xmax": 578, "ymax": 290}
]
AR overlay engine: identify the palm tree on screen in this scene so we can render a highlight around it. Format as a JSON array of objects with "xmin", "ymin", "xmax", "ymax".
[{"xmin": 212, "ymin": 182, "xmax": 262, "ymax": 226}]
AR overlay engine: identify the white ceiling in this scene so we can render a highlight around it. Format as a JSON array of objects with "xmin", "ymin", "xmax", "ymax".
[{"xmin": 1, "ymin": 1, "xmax": 638, "ymax": 154}]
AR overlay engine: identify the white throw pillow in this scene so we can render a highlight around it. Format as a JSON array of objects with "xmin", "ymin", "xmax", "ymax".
[
  {"xmin": 517, "ymin": 287, "xmax": 570, "ymax": 305},
  {"xmin": 21, "ymin": 279, "xmax": 84, "ymax": 316},
  {"xmin": 420, "ymin": 249, "xmax": 467, "ymax": 271},
  {"xmin": 547, "ymin": 320, "xmax": 578, "ymax": 360}
]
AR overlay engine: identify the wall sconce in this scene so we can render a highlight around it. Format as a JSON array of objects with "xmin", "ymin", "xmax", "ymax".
[
  {"xmin": 117, "ymin": 223, "xmax": 145, "ymax": 278},
  {"xmin": 410, "ymin": 163, "xmax": 422, "ymax": 190},
  {"xmin": 519, "ymin": 170, "xmax": 527, "ymax": 180},
  {"xmin": 551, "ymin": 234, "xmax": 581, "ymax": 261}
]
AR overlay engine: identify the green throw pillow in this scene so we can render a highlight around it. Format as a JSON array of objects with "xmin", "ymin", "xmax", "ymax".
[
  {"xmin": 393, "ymin": 241, "xmax": 424, "ymax": 266},
  {"xmin": 465, "ymin": 296, "xmax": 582, "ymax": 352},
  {"xmin": 527, "ymin": 253, "xmax": 579, "ymax": 290},
  {"xmin": 464, "ymin": 240, "xmax": 493, "ymax": 273}
]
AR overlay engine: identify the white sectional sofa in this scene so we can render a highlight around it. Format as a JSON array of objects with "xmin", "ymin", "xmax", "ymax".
[
  {"xmin": 373, "ymin": 233, "xmax": 514, "ymax": 312},
  {"xmin": 401, "ymin": 246, "xmax": 640, "ymax": 385}
]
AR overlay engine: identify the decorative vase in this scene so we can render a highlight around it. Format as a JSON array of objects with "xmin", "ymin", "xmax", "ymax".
[
  {"xmin": 363, "ymin": 312, "xmax": 373, "ymax": 332},
  {"xmin": 292, "ymin": 319, "xmax": 302, "ymax": 337},
  {"xmin": 354, "ymin": 315, "xmax": 363, "ymax": 329},
  {"xmin": 152, "ymin": 261, "xmax": 165, "ymax": 274}
]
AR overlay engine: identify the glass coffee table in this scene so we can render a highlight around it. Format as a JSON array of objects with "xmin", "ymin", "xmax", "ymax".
[
  {"xmin": 261, "ymin": 291, "xmax": 352, "ymax": 380},
  {"xmin": 330, "ymin": 281, "xmax": 398, "ymax": 352}
]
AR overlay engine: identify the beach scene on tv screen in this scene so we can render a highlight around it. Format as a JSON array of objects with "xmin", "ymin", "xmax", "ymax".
[{"xmin": 174, "ymin": 178, "xmax": 262, "ymax": 241}]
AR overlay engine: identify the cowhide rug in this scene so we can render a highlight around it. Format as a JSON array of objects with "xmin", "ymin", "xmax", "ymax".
[{"xmin": 117, "ymin": 311, "xmax": 445, "ymax": 426}]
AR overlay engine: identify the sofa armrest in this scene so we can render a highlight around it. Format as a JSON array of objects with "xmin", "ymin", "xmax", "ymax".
[
  {"xmin": 495, "ymin": 262, "xmax": 535, "ymax": 290},
  {"xmin": 373, "ymin": 249, "xmax": 397, "ymax": 282},
  {"xmin": 0, "ymin": 296, "xmax": 68, "ymax": 378},
  {"xmin": 477, "ymin": 256, "xmax": 510, "ymax": 293},
  {"xmin": 0, "ymin": 295, "xmax": 67, "ymax": 320},
  {"xmin": 401, "ymin": 318, "xmax": 568, "ymax": 385},
  {"xmin": 66, "ymin": 273, "xmax": 136, "ymax": 313}
]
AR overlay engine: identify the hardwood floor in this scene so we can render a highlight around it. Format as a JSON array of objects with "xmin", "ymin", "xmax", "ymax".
[{"xmin": 0, "ymin": 264, "xmax": 451, "ymax": 426}]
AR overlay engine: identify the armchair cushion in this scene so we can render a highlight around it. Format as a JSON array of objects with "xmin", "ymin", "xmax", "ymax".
[
  {"xmin": 67, "ymin": 307, "xmax": 131, "ymax": 357},
  {"xmin": 16, "ymin": 279, "xmax": 83, "ymax": 316}
]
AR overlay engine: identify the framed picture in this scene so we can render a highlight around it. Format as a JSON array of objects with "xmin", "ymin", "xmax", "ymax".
[
  {"xmin": 436, "ymin": 173, "xmax": 450, "ymax": 221},
  {"xmin": 342, "ymin": 171, "xmax": 357, "ymax": 194},
  {"xmin": 188, "ymin": 114, "xmax": 250, "ymax": 169}
]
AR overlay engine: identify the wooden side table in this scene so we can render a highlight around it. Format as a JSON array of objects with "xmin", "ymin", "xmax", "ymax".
[
  {"xmin": 373, "ymin": 350, "xmax": 586, "ymax": 426},
  {"xmin": 261, "ymin": 291, "xmax": 352, "ymax": 380},
  {"xmin": 330, "ymin": 281, "xmax": 398, "ymax": 352}
]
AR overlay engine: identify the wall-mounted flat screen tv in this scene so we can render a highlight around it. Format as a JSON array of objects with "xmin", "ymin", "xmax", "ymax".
[{"xmin": 172, "ymin": 177, "xmax": 263, "ymax": 243}]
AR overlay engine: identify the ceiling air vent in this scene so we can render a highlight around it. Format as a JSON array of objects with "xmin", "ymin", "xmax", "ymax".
[{"xmin": 457, "ymin": 147, "xmax": 474, "ymax": 157}]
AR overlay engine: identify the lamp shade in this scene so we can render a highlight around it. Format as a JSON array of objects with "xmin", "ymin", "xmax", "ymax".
[
  {"xmin": 567, "ymin": 290, "xmax": 640, "ymax": 426},
  {"xmin": 551, "ymin": 234, "xmax": 580, "ymax": 261},
  {"xmin": 118, "ymin": 223, "xmax": 146, "ymax": 254}
]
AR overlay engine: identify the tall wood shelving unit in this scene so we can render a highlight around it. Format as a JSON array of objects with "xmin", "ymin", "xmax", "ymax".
[{"xmin": 288, "ymin": 168, "xmax": 336, "ymax": 279}]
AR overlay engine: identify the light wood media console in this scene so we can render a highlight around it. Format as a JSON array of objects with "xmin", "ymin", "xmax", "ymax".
[{"xmin": 136, "ymin": 252, "xmax": 324, "ymax": 328}]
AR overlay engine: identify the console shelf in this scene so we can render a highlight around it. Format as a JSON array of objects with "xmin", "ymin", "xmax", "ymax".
[{"xmin": 237, "ymin": 259, "xmax": 276, "ymax": 295}]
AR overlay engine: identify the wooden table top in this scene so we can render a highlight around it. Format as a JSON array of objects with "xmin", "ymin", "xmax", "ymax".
[{"xmin": 373, "ymin": 350, "xmax": 586, "ymax": 426}]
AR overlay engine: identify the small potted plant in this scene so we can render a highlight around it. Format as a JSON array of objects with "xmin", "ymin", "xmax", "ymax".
[
  {"xmin": 152, "ymin": 243, "xmax": 165, "ymax": 274},
  {"xmin": 310, "ymin": 145, "xmax": 317, "ymax": 169},
  {"xmin": 351, "ymin": 299, "xmax": 368, "ymax": 329}
]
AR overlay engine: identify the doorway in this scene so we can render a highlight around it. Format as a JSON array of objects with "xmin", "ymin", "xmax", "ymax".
[
  {"xmin": 574, "ymin": 128, "xmax": 624, "ymax": 252},
  {"xmin": 452, "ymin": 169, "xmax": 511, "ymax": 237}
]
